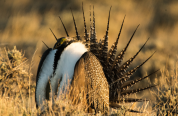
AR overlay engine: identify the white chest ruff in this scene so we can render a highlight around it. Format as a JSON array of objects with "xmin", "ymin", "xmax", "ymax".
[{"xmin": 51, "ymin": 42, "xmax": 88, "ymax": 96}]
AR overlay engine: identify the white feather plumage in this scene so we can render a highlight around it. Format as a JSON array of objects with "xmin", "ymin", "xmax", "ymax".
[
  {"xmin": 36, "ymin": 49, "xmax": 57, "ymax": 108},
  {"xmin": 50, "ymin": 42, "xmax": 88, "ymax": 98}
]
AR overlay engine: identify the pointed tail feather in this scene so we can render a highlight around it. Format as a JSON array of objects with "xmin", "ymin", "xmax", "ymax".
[
  {"xmin": 114, "ymin": 25, "xmax": 140, "ymax": 69},
  {"xmin": 103, "ymin": 6, "xmax": 112, "ymax": 60},
  {"xmin": 89, "ymin": 6, "xmax": 94, "ymax": 51},
  {"xmin": 98, "ymin": 7, "xmax": 113, "ymax": 84},
  {"xmin": 115, "ymin": 15, "xmax": 126, "ymax": 47},
  {"xmin": 92, "ymin": 5, "xmax": 97, "ymax": 43},
  {"xmin": 117, "ymin": 37, "xmax": 150, "ymax": 74},
  {"xmin": 58, "ymin": 16, "xmax": 69, "ymax": 37},
  {"xmin": 49, "ymin": 28, "xmax": 58, "ymax": 41},
  {"xmin": 100, "ymin": 6, "xmax": 112, "ymax": 67},
  {"xmin": 107, "ymin": 15, "xmax": 125, "ymax": 61},
  {"xmin": 107, "ymin": 16, "xmax": 125, "ymax": 70},
  {"xmin": 121, "ymin": 69, "xmax": 159, "ymax": 90},
  {"xmin": 90, "ymin": 5, "xmax": 97, "ymax": 44},
  {"xmin": 90, "ymin": 6, "xmax": 100, "ymax": 58},
  {"xmin": 42, "ymin": 41, "xmax": 49, "ymax": 49},
  {"xmin": 70, "ymin": 8, "xmax": 80, "ymax": 40},
  {"xmin": 82, "ymin": 2, "xmax": 89, "ymax": 43},
  {"xmin": 121, "ymin": 85, "xmax": 156, "ymax": 97},
  {"xmin": 89, "ymin": 5, "xmax": 92, "ymax": 43},
  {"xmin": 119, "ymin": 51, "xmax": 156, "ymax": 82}
]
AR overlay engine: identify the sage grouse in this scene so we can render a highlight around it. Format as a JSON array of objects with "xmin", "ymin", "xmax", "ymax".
[{"xmin": 35, "ymin": 4, "xmax": 158, "ymax": 114}]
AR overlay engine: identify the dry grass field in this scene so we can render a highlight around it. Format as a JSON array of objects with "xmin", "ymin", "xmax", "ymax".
[{"xmin": 0, "ymin": 0, "xmax": 178, "ymax": 115}]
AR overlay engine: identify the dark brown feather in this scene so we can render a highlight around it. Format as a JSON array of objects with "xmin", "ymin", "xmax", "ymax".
[
  {"xmin": 82, "ymin": 2, "xmax": 89, "ymax": 43},
  {"xmin": 58, "ymin": 16, "xmax": 69, "ymax": 37},
  {"xmin": 121, "ymin": 69, "xmax": 159, "ymax": 90},
  {"xmin": 100, "ymin": 6, "xmax": 112, "ymax": 66},
  {"xmin": 117, "ymin": 38, "xmax": 150, "ymax": 75},
  {"xmin": 121, "ymin": 85, "xmax": 156, "ymax": 96},
  {"xmin": 107, "ymin": 15, "xmax": 125, "ymax": 69},
  {"xmin": 114, "ymin": 25, "xmax": 139, "ymax": 70},
  {"xmin": 70, "ymin": 8, "xmax": 80, "ymax": 40},
  {"xmin": 119, "ymin": 51, "xmax": 156, "ymax": 82},
  {"xmin": 49, "ymin": 28, "xmax": 58, "ymax": 41}
]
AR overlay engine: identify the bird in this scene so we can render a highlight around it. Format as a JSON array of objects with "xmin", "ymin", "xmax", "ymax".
[{"xmin": 35, "ymin": 3, "xmax": 158, "ymax": 114}]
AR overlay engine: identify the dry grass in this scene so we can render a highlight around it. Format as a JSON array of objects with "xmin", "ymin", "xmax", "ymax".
[{"xmin": 152, "ymin": 60, "xmax": 178, "ymax": 115}]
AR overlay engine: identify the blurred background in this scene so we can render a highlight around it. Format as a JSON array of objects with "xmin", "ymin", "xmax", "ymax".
[{"xmin": 0, "ymin": 0, "xmax": 178, "ymax": 86}]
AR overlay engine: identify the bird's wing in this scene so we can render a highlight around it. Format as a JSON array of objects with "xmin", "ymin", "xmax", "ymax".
[
  {"xmin": 35, "ymin": 48, "xmax": 56, "ymax": 108},
  {"xmin": 71, "ymin": 52, "xmax": 109, "ymax": 113},
  {"xmin": 36, "ymin": 48, "xmax": 52, "ymax": 83}
]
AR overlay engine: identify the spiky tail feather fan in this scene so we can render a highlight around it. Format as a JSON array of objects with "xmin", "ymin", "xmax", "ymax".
[
  {"xmin": 81, "ymin": 5, "xmax": 157, "ymax": 112},
  {"xmin": 40, "ymin": 4, "xmax": 158, "ymax": 114}
]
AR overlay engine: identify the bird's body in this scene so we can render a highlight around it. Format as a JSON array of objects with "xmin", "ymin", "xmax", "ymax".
[
  {"xmin": 35, "ymin": 39, "xmax": 109, "ymax": 113},
  {"xmin": 35, "ymin": 4, "xmax": 158, "ymax": 114}
]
